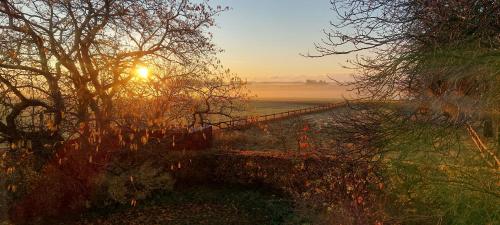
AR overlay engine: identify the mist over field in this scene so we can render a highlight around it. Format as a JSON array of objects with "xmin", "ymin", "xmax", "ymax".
[
  {"xmin": 246, "ymin": 82, "xmax": 353, "ymax": 101},
  {"xmin": 1, "ymin": 1, "xmax": 498, "ymax": 224}
]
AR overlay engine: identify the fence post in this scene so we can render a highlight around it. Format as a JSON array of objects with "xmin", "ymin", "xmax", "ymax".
[{"xmin": 213, "ymin": 102, "xmax": 348, "ymax": 131}]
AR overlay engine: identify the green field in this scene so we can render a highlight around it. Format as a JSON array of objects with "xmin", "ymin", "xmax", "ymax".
[
  {"xmin": 244, "ymin": 99, "xmax": 337, "ymax": 116},
  {"xmin": 246, "ymin": 82, "xmax": 350, "ymax": 102},
  {"xmin": 68, "ymin": 185, "xmax": 296, "ymax": 225},
  {"xmin": 243, "ymin": 82, "xmax": 348, "ymax": 116}
]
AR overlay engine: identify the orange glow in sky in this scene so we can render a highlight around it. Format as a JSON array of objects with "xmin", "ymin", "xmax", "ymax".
[{"xmin": 211, "ymin": 0, "xmax": 353, "ymax": 82}]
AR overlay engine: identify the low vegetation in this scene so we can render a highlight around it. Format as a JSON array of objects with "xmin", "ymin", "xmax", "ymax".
[
  {"xmin": 70, "ymin": 186, "xmax": 295, "ymax": 225},
  {"xmin": 215, "ymin": 102, "xmax": 499, "ymax": 225},
  {"xmin": 0, "ymin": 0, "xmax": 498, "ymax": 224}
]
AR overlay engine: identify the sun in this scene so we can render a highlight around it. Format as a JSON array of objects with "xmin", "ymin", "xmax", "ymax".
[{"xmin": 136, "ymin": 66, "xmax": 150, "ymax": 79}]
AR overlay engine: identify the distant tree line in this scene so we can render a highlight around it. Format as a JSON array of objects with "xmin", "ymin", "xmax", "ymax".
[{"xmin": 305, "ymin": 79, "xmax": 328, "ymax": 85}]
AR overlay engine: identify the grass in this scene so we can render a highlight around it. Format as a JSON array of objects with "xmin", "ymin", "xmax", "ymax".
[
  {"xmin": 65, "ymin": 100, "xmax": 500, "ymax": 225},
  {"xmin": 70, "ymin": 185, "xmax": 296, "ymax": 225},
  {"xmin": 366, "ymin": 113, "xmax": 500, "ymax": 225},
  {"xmin": 49, "ymin": 99, "xmax": 341, "ymax": 225},
  {"xmin": 244, "ymin": 100, "xmax": 338, "ymax": 116},
  {"xmin": 209, "ymin": 99, "xmax": 339, "ymax": 123},
  {"xmin": 214, "ymin": 108, "xmax": 340, "ymax": 152},
  {"xmin": 384, "ymin": 151, "xmax": 500, "ymax": 224},
  {"xmin": 218, "ymin": 102, "xmax": 500, "ymax": 225}
]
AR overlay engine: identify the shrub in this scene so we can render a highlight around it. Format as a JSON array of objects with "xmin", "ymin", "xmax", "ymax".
[
  {"xmin": 214, "ymin": 116, "xmax": 322, "ymax": 152},
  {"xmin": 93, "ymin": 161, "xmax": 174, "ymax": 206},
  {"xmin": 212, "ymin": 151, "xmax": 385, "ymax": 225}
]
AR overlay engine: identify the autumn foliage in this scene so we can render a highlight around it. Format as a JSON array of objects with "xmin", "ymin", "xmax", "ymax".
[{"xmin": 7, "ymin": 126, "xmax": 212, "ymax": 223}]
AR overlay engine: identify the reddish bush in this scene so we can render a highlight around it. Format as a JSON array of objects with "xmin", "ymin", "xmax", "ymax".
[
  {"xmin": 8, "ymin": 126, "xmax": 213, "ymax": 223},
  {"xmin": 210, "ymin": 151, "xmax": 385, "ymax": 225}
]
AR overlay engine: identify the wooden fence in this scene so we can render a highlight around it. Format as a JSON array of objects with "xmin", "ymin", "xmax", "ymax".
[
  {"xmin": 212, "ymin": 102, "xmax": 348, "ymax": 130},
  {"xmin": 0, "ymin": 102, "xmax": 354, "ymax": 152}
]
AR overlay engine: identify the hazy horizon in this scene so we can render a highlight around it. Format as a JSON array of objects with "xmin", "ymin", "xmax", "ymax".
[
  {"xmin": 211, "ymin": 0, "xmax": 353, "ymax": 83},
  {"xmin": 246, "ymin": 82, "xmax": 354, "ymax": 101}
]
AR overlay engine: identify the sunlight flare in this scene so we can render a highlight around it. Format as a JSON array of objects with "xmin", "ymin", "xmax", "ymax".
[{"xmin": 136, "ymin": 66, "xmax": 150, "ymax": 79}]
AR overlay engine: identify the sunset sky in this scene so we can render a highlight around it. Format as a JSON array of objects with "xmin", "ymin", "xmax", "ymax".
[{"xmin": 211, "ymin": 0, "xmax": 353, "ymax": 82}]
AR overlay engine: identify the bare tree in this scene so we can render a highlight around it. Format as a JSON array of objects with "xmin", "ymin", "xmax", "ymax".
[
  {"xmin": 0, "ymin": 1, "xmax": 250, "ymax": 221},
  {"xmin": 312, "ymin": 0, "xmax": 499, "ymax": 116},
  {"xmin": 0, "ymin": 0, "xmax": 227, "ymax": 149},
  {"xmin": 112, "ymin": 58, "xmax": 248, "ymax": 129},
  {"xmin": 312, "ymin": 0, "xmax": 500, "ymax": 158},
  {"xmin": 309, "ymin": 1, "xmax": 500, "ymax": 223}
]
